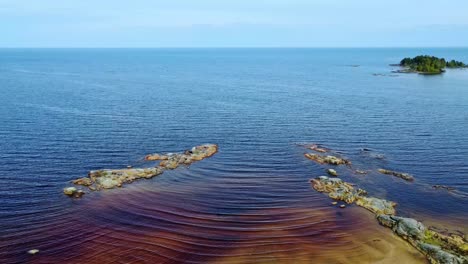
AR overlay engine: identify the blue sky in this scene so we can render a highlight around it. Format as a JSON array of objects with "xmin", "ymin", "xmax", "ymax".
[{"xmin": 1, "ymin": 0, "xmax": 467, "ymax": 47}]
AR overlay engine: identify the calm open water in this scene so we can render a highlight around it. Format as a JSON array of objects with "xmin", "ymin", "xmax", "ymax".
[{"xmin": 0, "ymin": 48, "xmax": 467, "ymax": 263}]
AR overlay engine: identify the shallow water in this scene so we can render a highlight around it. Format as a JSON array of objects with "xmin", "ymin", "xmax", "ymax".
[{"xmin": 0, "ymin": 48, "xmax": 467, "ymax": 263}]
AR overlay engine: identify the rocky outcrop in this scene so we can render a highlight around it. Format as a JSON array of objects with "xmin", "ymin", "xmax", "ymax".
[
  {"xmin": 377, "ymin": 215, "xmax": 468, "ymax": 264},
  {"xmin": 378, "ymin": 169, "xmax": 414, "ymax": 181},
  {"xmin": 304, "ymin": 143, "xmax": 467, "ymax": 264},
  {"xmin": 305, "ymin": 153, "xmax": 351, "ymax": 165},
  {"xmin": 311, "ymin": 176, "xmax": 468, "ymax": 263},
  {"xmin": 69, "ymin": 144, "xmax": 218, "ymax": 193},
  {"xmin": 310, "ymin": 176, "xmax": 395, "ymax": 214}
]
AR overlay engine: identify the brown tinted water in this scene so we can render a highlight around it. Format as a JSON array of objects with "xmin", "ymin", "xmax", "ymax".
[{"xmin": 1, "ymin": 48, "xmax": 468, "ymax": 263}]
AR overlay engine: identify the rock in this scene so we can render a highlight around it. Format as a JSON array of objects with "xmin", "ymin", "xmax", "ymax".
[
  {"xmin": 311, "ymin": 176, "xmax": 357, "ymax": 204},
  {"xmin": 63, "ymin": 187, "xmax": 77, "ymax": 196},
  {"xmin": 72, "ymin": 177, "xmax": 92, "ymax": 186},
  {"xmin": 327, "ymin": 169, "xmax": 338, "ymax": 176},
  {"xmin": 69, "ymin": 144, "xmax": 218, "ymax": 191},
  {"xmin": 89, "ymin": 167, "xmax": 164, "ymax": 189},
  {"xmin": 63, "ymin": 187, "xmax": 85, "ymax": 198},
  {"xmin": 360, "ymin": 149, "xmax": 386, "ymax": 159},
  {"xmin": 377, "ymin": 215, "xmax": 425, "ymax": 240},
  {"xmin": 305, "ymin": 153, "xmax": 351, "ymax": 165},
  {"xmin": 425, "ymin": 229, "xmax": 468, "ymax": 256},
  {"xmin": 127, "ymin": 165, "xmax": 132, "ymax": 168},
  {"xmin": 145, "ymin": 154, "xmax": 169, "ymax": 161},
  {"xmin": 27, "ymin": 249, "xmax": 39, "ymax": 255},
  {"xmin": 433, "ymin": 185, "xmax": 456, "ymax": 191},
  {"xmin": 377, "ymin": 215, "xmax": 468, "ymax": 264},
  {"xmin": 159, "ymin": 159, "xmax": 180, "ymax": 169},
  {"xmin": 309, "ymin": 144, "xmax": 328, "ymax": 153},
  {"xmin": 355, "ymin": 170, "xmax": 368, "ymax": 175},
  {"xmin": 310, "ymin": 176, "xmax": 394, "ymax": 212},
  {"xmin": 340, "ymin": 204, "xmax": 346, "ymax": 208},
  {"xmin": 356, "ymin": 196, "xmax": 396, "ymax": 215},
  {"xmin": 378, "ymin": 169, "xmax": 414, "ymax": 181},
  {"xmin": 418, "ymin": 243, "xmax": 466, "ymax": 264},
  {"xmin": 332, "ymin": 202, "xmax": 338, "ymax": 205}
]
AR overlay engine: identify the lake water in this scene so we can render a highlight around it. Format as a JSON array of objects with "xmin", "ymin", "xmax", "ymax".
[{"xmin": 1, "ymin": 48, "xmax": 467, "ymax": 263}]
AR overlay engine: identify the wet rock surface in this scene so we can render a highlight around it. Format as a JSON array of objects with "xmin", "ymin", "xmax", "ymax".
[
  {"xmin": 378, "ymin": 168, "xmax": 414, "ymax": 181},
  {"xmin": 69, "ymin": 144, "xmax": 218, "ymax": 192}
]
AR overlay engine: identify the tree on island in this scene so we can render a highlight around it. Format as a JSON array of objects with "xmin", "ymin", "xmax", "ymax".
[{"xmin": 399, "ymin": 55, "xmax": 467, "ymax": 74}]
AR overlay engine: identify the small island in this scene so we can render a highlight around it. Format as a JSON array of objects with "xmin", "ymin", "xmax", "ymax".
[{"xmin": 397, "ymin": 55, "xmax": 467, "ymax": 74}]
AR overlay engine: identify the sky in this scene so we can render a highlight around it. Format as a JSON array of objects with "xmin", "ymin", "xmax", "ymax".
[{"xmin": 1, "ymin": 0, "xmax": 468, "ymax": 48}]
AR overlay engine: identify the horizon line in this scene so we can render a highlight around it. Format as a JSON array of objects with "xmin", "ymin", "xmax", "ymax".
[{"xmin": 1, "ymin": 46, "xmax": 468, "ymax": 49}]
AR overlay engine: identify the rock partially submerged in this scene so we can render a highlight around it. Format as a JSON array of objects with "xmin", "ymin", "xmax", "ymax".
[
  {"xmin": 326, "ymin": 168, "xmax": 338, "ymax": 176},
  {"xmin": 433, "ymin": 185, "xmax": 456, "ymax": 192},
  {"xmin": 310, "ymin": 176, "xmax": 395, "ymax": 215},
  {"xmin": 359, "ymin": 148, "xmax": 386, "ymax": 160},
  {"xmin": 377, "ymin": 215, "xmax": 468, "ymax": 264},
  {"xmin": 27, "ymin": 249, "xmax": 39, "ymax": 255},
  {"xmin": 378, "ymin": 169, "xmax": 414, "ymax": 181},
  {"xmin": 69, "ymin": 144, "xmax": 218, "ymax": 193},
  {"xmin": 355, "ymin": 169, "xmax": 368, "ymax": 175},
  {"xmin": 63, "ymin": 187, "xmax": 85, "ymax": 198},
  {"xmin": 308, "ymin": 144, "xmax": 328, "ymax": 153},
  {"xmin": 305, "ymin": 153, "xmax": 351, "ymax": 165}
]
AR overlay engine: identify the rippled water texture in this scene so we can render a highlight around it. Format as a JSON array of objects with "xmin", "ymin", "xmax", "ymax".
[{"xmin": 1, "ymin": 48, "xmax": 467, "ymax": 263}]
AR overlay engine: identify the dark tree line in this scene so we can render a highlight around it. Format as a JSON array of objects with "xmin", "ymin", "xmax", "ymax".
[{"xmin": 400, "ymin": 55, "xmax": 467, "ymax": 73}]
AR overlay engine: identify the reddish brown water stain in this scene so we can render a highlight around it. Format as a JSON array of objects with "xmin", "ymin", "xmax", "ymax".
[{"xmin": 4, "ymin": 185, "xmax": 427, "ymax": 264}]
